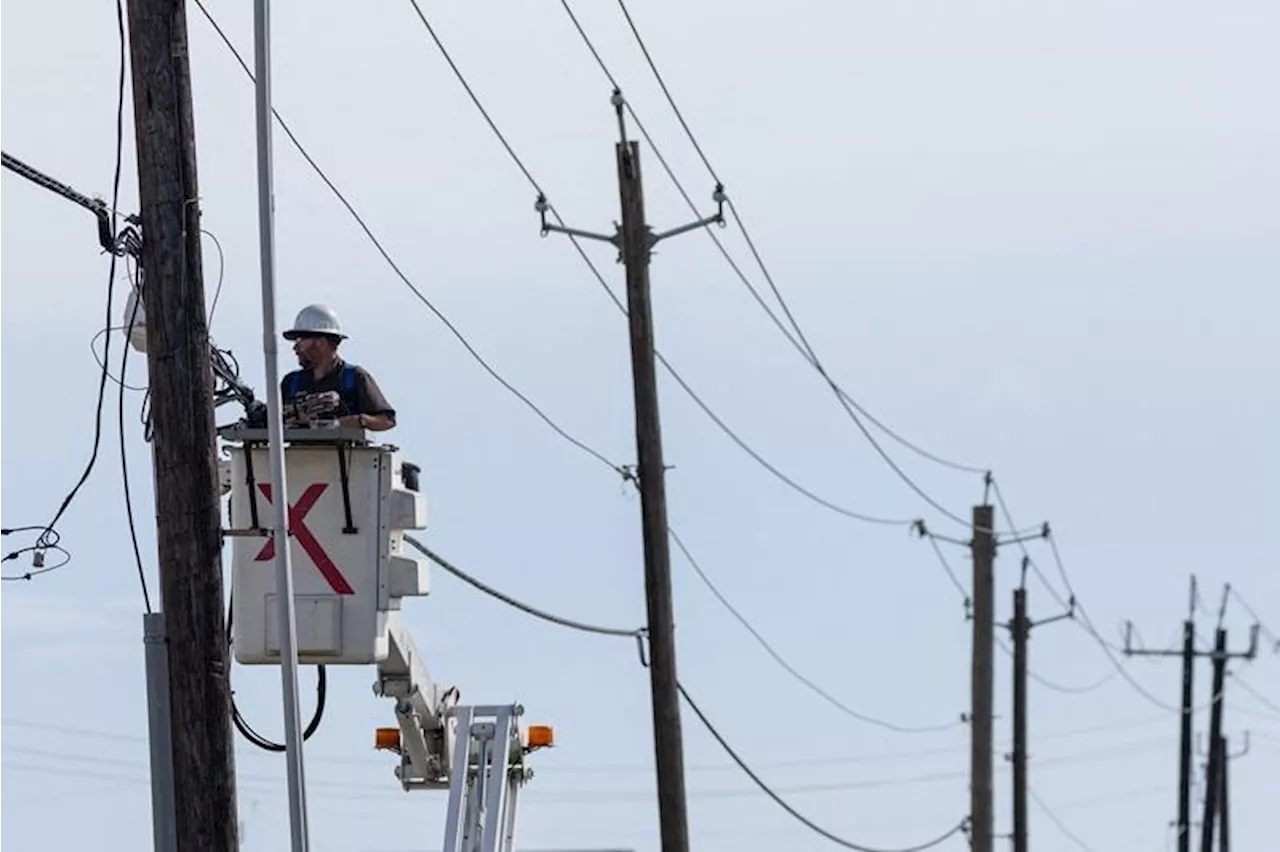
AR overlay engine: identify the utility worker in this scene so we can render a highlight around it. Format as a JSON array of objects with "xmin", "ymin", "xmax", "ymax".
[{"xmin": 280, "ymin": 304, "xmax": 396, "ymax": 432}]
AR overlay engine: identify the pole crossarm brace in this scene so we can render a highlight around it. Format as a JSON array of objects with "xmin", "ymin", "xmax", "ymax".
[
  {"xmin": 1123, "ymin": 621, "xmax": 1260, "ymax": 660},
  {"xmin": 534, "ymin": 86, "xmax": 725, "ymax": 258},
  {"xmin": 535, "ymin": 187, "xmax": 726, "ymax": 253}
]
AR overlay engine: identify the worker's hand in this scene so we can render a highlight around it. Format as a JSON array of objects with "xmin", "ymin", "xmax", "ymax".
[
  {"xmin": 283, "ymin": 401, "xmax": 310, "ymax": 427},
  {"xmin": 299, "ymin": 391, "xmax": 340, "ymax": 421}
]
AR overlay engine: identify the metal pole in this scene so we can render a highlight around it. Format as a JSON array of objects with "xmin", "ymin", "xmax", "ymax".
[
  {"xmin": 143, "ymin": 613, "xmax": 178, "ymax": 852},
  {"xmin": 970, "ymin": 504, "xmax": 996, "ymax": 852},
  {"xmin": 252, "ymin": 1, "xmax": 310, "ymax": 849}
]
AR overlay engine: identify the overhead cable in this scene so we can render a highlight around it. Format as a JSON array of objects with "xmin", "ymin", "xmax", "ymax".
[
  {"xmin": 400, "ymin": 0, "xmax": 918, "ymax": 526},
  {"xmin": 669, "ymin": 526, "xmax": 962, "ymax": 733},
  {"xmin": 561, "ymin": 1, "xmax": 990, "ymax": 512},
  {"xmin": 401, "ymin": 536, "xmax": 970, "ymax": 851},
  {"xmin": 1, "ymin": 0, "xmax": 134, "ymax": 587},
  {"xmin": 991, "ymin": 479, "xmax": 1186, "ymax": 713},
  {"xmin": 190, "ymin": 0, "xmax": 620, "ymax": 478},
  {"xmin": 1027, "ymin": 786, "xmax": 1100, "ymax": 852},
  {"xmin": 405, "ymin": 534, "xmax": 644, "ymax": 639}
]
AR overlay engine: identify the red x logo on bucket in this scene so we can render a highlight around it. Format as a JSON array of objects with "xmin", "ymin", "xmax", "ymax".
[{"xmin": 254, "ymin": 483, "xmax": 356, "ymax": 595}]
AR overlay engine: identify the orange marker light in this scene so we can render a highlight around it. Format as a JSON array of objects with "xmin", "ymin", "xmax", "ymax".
[
  {"xmin": 374, "ymin": 727, "xmax": 401, "ymax": 751},
  {"xmin": 526, "ymin": 725, "xmax": 554, "ymax": 748}
]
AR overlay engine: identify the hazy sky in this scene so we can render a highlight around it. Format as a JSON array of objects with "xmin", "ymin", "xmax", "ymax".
[{"xmin": 3, "ymin": 2, "xmax": 1277, "ymax": 851}]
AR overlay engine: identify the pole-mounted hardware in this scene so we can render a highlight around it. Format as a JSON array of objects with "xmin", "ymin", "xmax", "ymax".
[
  {"xmin": 534, "ymin": 88, "xmax": 726, "ymax": 262},
  {"xmin": 1, "ymin": 150, "xmax": 143, "ymax": 260}
]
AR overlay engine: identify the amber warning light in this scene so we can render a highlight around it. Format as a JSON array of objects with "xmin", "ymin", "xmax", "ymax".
[
  {"xmin": 525, "ymin": 724, "xmax": 554, "ymax": 749},
  {"xmin": 374, "ymin": 727, "xmax": 401, "ymax": 752}
]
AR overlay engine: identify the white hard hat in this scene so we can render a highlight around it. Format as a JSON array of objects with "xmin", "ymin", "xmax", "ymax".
[{"xmin": 283, "ymin": 303, "xmax": 347, "ymax": 340}]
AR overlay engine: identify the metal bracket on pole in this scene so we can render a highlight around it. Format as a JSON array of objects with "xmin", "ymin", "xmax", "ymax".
[
  {"xmin": 536, "ymin": 187, "xmax": 725, "ymax": 255},
  {"xmin": 534, "ymin": 88, "xmax": 727, "ymax": 259},
  {"xmin": 143, "ymin": 613, "xmax": 178, "ymax": 852}
]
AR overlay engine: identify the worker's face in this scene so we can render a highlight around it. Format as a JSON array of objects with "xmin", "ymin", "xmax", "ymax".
[{"xmin": 293, "ymin": 334, "xmax": 337, "ymax": 369}]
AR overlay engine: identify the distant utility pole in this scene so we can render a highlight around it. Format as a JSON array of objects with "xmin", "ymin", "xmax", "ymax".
[
  {"xmin": 1006, "ymin": 558, "xmax": 1075, "ymax": 852},
  {"xmin": 125, "ymin": 1, "xmax": 239, "ymax": 850},
  {"xmin": 1125, "ymin": 581, "xmax": 1258, "ymax": 852},
  {"xmin": 970, "ymin": 503, "xmax": 996, "ymax": 852},
  {"xmin": 535, "ymin": 88, "xmax": 724, "ymax": 852},
  {"xmin": 1217, "ymin": 733, "xmax": 1249, "ymax": 852}
]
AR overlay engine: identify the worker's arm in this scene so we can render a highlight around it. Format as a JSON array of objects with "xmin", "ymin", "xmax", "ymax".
[
  {"xmin": 351, "ymin": 367, "xmax": 398, "ymax": 431},
  {"xmin": 338, "ymin": 412, "xmax": 394, "ymax": 431}
]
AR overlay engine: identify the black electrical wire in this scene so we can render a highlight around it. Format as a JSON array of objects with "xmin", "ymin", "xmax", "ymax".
[
  {"xmin": 408, "ymin": 531, "xmax": 960, "ymax": 734},
  {"xmin": 1028, "ymin": 785, "xmax": 1099, "ymax": 852},
  {"xmin": 189, "ymin": 0, "xmax": 620, "ymax": 478},
  {"xmin": 404, "ymin": 0, "xmax": 919, "ymax": 528},
  {"xmin": 610, "ymin": 0, "xmax": 986, "ymax": 527},
  {"xmin": 405, "ymin": 535, "xmax": 643, "ymax": 638},
  {"xmin": 193, "ymin": 0, "xmax": 966, "ymax": 742},
  {"xmin": 119, "ymin": 262, "xmax": 152, "ymax": 614},
  {"xmin": 2, "ymin": 0, "xmax": 130, "ymax": 583},
  {"xmin": 194, "ymin": 0, "xmax": 918, "ymax": 530},
  {"xmin": 567, "ymin": 0, "xmax": 991, "ymax": 493},
  {"xmin": 400, "ymin": 536, "xmax": 971, "ymax": 847},
  {"xmin": 990, "ymin": 479, "xmax": 1183, "ymax": 713},
  {"xmin": 993, "ymin": 637, "xmax": 1116, "ymax": 696},
  {"xmin": 668, "ymin": 526, "xmax": 963, "ymax": 733},
  {"xmin": 224, "ymin": 590, "xmax": 328, "ymax": 752},
  {"xmin": 676, "ymin": 680, "xmax": 971, "ymax": 852}
]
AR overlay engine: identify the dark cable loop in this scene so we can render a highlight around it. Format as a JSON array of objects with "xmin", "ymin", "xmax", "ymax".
[{"xmin": 224, "ymin": 589, "xmax": 327, "ymax": 751}]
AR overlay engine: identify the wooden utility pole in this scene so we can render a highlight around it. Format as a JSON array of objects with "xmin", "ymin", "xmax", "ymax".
[
  {"xmin": 1199, "ymin": 628, "xmax": 1228, "ymax": 852},
  {"xmin": 535, "ymin": 90, "xmax": 724, "ymax": 852},
  {"xmin": 1177, "ymin": 617, "xmax": 1196, "ymax": 852},
  {"xmin": 1126, "ymin": 577, "xmax": 1198, "ymax": 852},
  {"xmin": 1217, "ymin": 735, "xmax": 1230, "ymax": 852},
  {"xmin": 1125, "ymin": 580, "xmax": 1257, "ymax": 852},
  {"xmin": 617, "ymin": 136, "xmax": 688, "ymax": 852},
  {"xmin": 1010, "ymin": 586, "xmax": 1028, "ymax": 852},
  {"xmin": 971, "ymin": 504, "xmax": 995, "ymax": 852},
  {"xmin": 1007, "ymin": 560, "xmax": 1073, "ymax": 852},
  {"xmin": 125, "ymin": 1, "xmax": 239, "ymax": 850}
]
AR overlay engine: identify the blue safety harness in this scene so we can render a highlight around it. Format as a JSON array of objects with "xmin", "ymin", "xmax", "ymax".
[{"xmin": 285, "ymin": 363, "xmax": 361, "ymax": 415}]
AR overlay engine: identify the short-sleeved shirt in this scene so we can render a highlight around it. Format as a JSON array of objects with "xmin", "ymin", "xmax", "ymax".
[{"xmin": 280, "ymin": 358, "xmax": 396, "ymax": 424}]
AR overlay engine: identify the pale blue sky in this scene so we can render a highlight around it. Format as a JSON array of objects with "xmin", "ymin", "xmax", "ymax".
[{"xmin": 3, "ymin": 2, "xmax": 1277, "ymax": 851}]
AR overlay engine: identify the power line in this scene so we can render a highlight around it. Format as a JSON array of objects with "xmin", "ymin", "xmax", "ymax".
[
  {"xmin": 409, "ymin": 531, "xmax": 960, "ymax": 733},
  {"xmin": 189, "ymin": 0, "xmax": 620, "ymax": 479},
  {"xmin": 565, "ymin": 1, "xmax": 991, "ymax": 512},
  {"xmin": 676, "ymin": 681, "xmax": 970, "ymax": 852},
  {"xmin": 668, "ymin": 526, "xmax": 963, "ymax": 733},
  {"xmin": 401, "ymin": 0, "xmax": 918, "ymax": 528},
  {"xmin": 1227, "ymin": 586, "xmax": 1280, "ymax": 652},
  {"xmin": 188, "ymin": 0, "xmax": 941, "ymax": 733},
  {"xmin": 1231, "ymin": 673, "xmax": 1280, "ymax": 716},
  {"xmin": 0, "ymin": 2, "xmax": 134, "ymax": 584},
  {"xmin": 1028, "ymin": 786, "xmax": 1099, "ymax": 852},
  {"xmin": 994, "ymin": 636, "xmax": 1116, "ymax": 696},
  {"xmin": 399, "ymin": 536, "xmax": 970, "ymax": 848},
  {"xmin": 404, "ymin": 535, "xmax": 644, "ymax": 639},
  {"xmin": 198, "ymin": 0, "xmax": 916, "ymax": 537},
  {"xmin": 990, "ymin": 478, "xmax": 1185, "ymax": 713}
]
